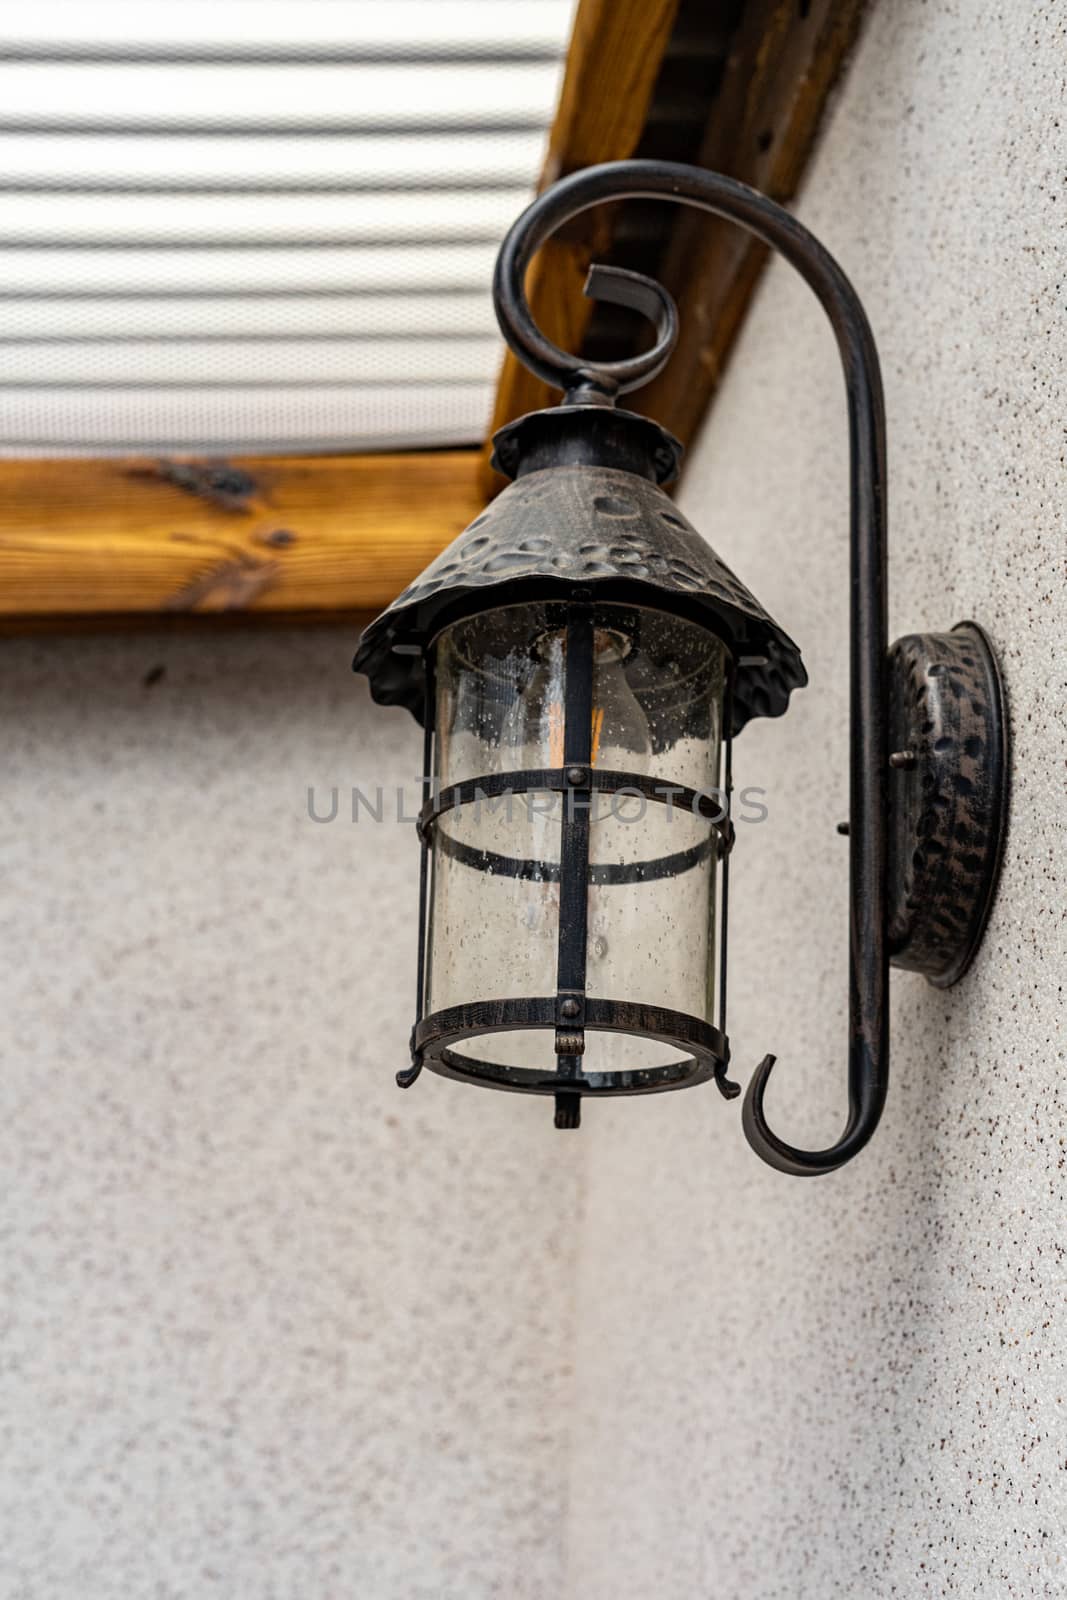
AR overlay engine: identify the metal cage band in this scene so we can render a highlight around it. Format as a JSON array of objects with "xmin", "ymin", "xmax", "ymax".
[
  {"xmin": 417, "ymin": 766, "xmax": 734, "ymax": 853},
  {"xmin": 414, "ymin": 996, "xmax": 738, "ymax": 1100},
  {"xmin": 430, "ymin": 827, "xmax": 715, "ymax": 886}
]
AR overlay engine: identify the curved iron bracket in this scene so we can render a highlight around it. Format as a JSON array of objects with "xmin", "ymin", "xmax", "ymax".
[{"xmin": 493, "ymin": 160, "xmax": 889, "ymax": 1176}]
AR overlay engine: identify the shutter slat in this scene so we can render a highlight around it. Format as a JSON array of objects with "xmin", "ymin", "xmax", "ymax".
[
  {"xmin": 0, "ymin": 131, "xmax": 546, "ymax": 190},
  {"xmin": 0, "ymin": 293, "xmax": 496, "ymax": 339},
  {"xmin": 0, "ymin": 62, "xmax": 560, "ymax": 130},
  {"xmin": 0, "ymin": 386, "xmax": 496, "ymax": 453},
  {"xmin": 0, "ymin": 337, "xmax": 501, "ymax": 386},
  {"xmin": 0, "ymin": 190, "xmax": 533, "ymax": 247},
  {"xmin": 0, "ymin": 1, "xmax": 574, "ymax": 60},
  {"xmin": 0, "ymin": 244, "xmax": 501, "ymax": 299}
]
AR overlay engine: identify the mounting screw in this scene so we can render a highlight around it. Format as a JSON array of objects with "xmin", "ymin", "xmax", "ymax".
[
  {"xmin": 560, "ymin": 997, "xmax": 581, "ymax": 1019},
  {"xmin": 566, "ymin": 766, "xmax": 586, "ymax": 786},
  {"xmin": 889, "ymin": 749, "xmax": 917, "ymax": 770}
]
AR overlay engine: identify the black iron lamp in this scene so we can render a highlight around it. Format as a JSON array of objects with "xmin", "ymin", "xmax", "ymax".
[{"xmin": 353, "ymin": 161, "xmax": 1008, "ymax": 1175}]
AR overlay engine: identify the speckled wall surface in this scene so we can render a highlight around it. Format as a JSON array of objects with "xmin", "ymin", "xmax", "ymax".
[
  {"xmin": 563, "ymin": 3, "xmax": 1065, "ymax": 1597},
  {"xmin": 0, "ymin": 630, "xmax": 579, "ymax": 1598}
]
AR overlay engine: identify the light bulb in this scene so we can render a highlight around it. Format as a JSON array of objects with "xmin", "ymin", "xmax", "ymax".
[
  {"xmin": 500, "ymin": 626, "xmax": 649, "ymax": 766},
  {"xmin": 585, "ymin": 628, "xmax": 650, "ymax": 768}
]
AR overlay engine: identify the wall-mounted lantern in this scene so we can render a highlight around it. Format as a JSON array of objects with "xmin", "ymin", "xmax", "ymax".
[{"xmin": 353, "ymin": 161, "xmax": 1008, "ymax": 1176}]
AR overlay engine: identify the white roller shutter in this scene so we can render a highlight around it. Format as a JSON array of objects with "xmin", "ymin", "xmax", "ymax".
[{"xmin": 0, "ymin": 1, "xmax": 574, "ymax": 455}]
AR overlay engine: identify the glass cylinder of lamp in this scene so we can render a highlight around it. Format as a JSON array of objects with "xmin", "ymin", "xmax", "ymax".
[{"xmin": 424, "ymin": 601, "xmax": 727, "ymax": 1077}]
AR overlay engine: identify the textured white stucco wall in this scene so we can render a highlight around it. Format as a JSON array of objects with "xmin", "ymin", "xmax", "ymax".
[
  {"xmin": 0, "ymin": 630, "xmax": 579, "ymax": 1598},
  {"xmin": 564, "ymin": 3, "xmax": 1065, "ymax": 1597}
]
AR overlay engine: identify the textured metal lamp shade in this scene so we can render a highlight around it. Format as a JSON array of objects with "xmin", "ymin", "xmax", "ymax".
[{"xmin": 353, "ymin": 405, "xmax": 805, "ymax": 739}]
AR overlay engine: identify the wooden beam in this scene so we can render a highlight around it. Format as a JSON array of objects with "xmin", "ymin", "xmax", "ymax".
[
  {"xmin": 480, "ymin": 0, "xmax": 682, "ymax": 493},
  {"xmin": 633, "ymin": 0, "xmax": 868, "ymax": 446},
  {"xmin": 0, "ymin": 451, "xmax": 484, "ymax": 623}
]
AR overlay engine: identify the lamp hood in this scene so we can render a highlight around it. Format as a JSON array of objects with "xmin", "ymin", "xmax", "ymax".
[{"xmin": 353, "ymin": 405, "xmax": 806, "ymax": 736}]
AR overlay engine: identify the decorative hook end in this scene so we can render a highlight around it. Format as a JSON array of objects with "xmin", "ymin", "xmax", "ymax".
[
  {"xmin": 741, "ymin": 1052, "xmax": 885, "ymax": 1178},
  {"xmin": 741, "ymin": 1053, "xmax": 826, "ymax": 1175},
  {"xmin": 583, "ymin": 263, "xmax": 678, "ymax": 346},
  {"xmin": 715, "ymin": 1063, "xmax": 742, "ymax": 1101},
  {"xmin": 492, "ymin": 177, "xmax": 681, "ymax": 397}
]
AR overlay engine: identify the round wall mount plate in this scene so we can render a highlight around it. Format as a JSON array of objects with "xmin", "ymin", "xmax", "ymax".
[{"xmin": 887, "ymin": 621, "xmax": 1009, "ymax": 988}]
